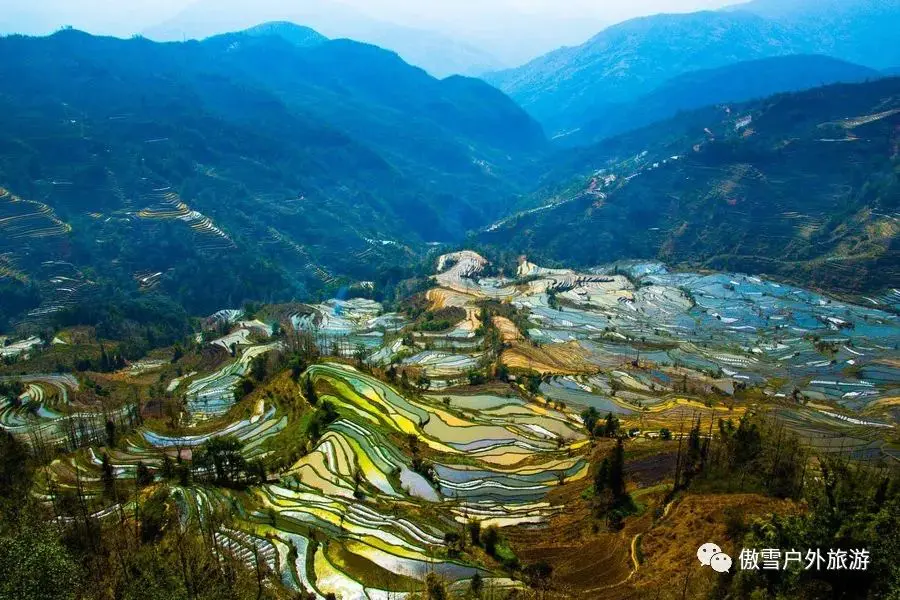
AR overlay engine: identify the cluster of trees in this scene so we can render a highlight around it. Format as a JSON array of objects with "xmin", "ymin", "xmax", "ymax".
[
  {"xmin": 407, "ymin": 434, "xmax": 437, "ymax": 484},
  {"xmin": 192, "ymin": 436, "xmax": 267, "ymax": 488},
  {"xmin": 677, "ymin": 414, "xmax": 806, "ymax": 500},
  {"xmin": 0, "ymin": 379, "xmax": 25, "ymax": 399},
  {"xmin": 581, "ymin": 407, "xmax": 620, "ymax": 439},
  {"xmin": 726, "ymin": 460, "xmax": 900, "ymax": 599},
  {"xmin": 0, "ymin": 433, "xmax": 282, "ymax": 600},
  {"xmin": 73, "ymin": 343, "xmax": 127, "ymax": 373},
  {"xmin": 592, "ymin": 438, "xmax": 635, "ymax": 530},
  {"xmin": 51, "ymin": 293, "xmax": 193, "ymax": 361},
  {"xmin": 400, "ymin": 293, "xmax": 466, "ymax": 333},
  {"xmin": 0, "ymin": 280, "xmax": 41, "ymax": 331},
  {"xmin": 659, "ymin": 413, "xmax": 900, "ymax": 599}
]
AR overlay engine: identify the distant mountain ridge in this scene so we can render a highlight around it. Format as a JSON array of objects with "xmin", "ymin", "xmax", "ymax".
[
  {"xmin": 485, "ymin": 0, "xmax": 900, "ymax": 136},
  {"xmin": 143, "ymin": 0, "xmax": 503, "ymax": 77},
  {"xmin": 560, "ymin": 54, "xmax": 882, "ymax": 146},
  {"xmin": 229, "ymin": 22, "xmax": 328, "ymax": 48},
  {"xmin": 484, "ymin": 10, "xmax": 801, "ymax": 134}
]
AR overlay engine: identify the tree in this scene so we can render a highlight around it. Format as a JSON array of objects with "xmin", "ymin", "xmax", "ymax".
[
  {"xmin": 194, "ymin": 436, "xmax": 248, "ymax": 487},
  {"xmin": 659, "ymin": 428, "xmax": 673, "ymax": 441},
  {"xmin": 0, "ymin": 525, "xmax": 81, "ymax": 600},
  {"xmin": 425, "ymin": 573, "xmax": 448, "ymax": 600},
  {"xmin": 523, "ymin": 561, "xmax": 553, "ymax": 590},
  {"xmin": 135, "ymin": 461, "xmax": 154, "ymax": 487},
  {"xmin": 581, "ymin": 407, "xmax": 600, "ymax": 434},
  {"xmin": 160, "ymin": 454, "xmax": 175, "ymax": 480},
  {"xmin": 526, "ymin": 373, "xmax": 542, "ymax": 395},
  {"xmin": 467, "ymin": 519, "xmax": 481, "ymax": 546},
  {"xmin": 481, "ymin": 525, "xmax": 500, "ymax": 556},
  {"xmin": 416, "ymin": 372, "xmax": 432, "ymax": 391},
  {"xmin": 608, "ymin": 438, "xmax": 626, "ymax": 500},
  {"xmin": 443, "ymin": 532, "xmax": 463, "ymax": 558},
  {"xmin": 603, "ymin": 412, "xmax": 620, "ymax": 438},
  {"xmin": 594, "ymin": 458, "xmax": 610, "ymax": 495},
  {"xmin": 547, "ymin": 289, "xmax": 560, "ymax": 310},
  {"xmin": 0, "ymin": 433, "xmax": 32, "ymax": 520},
  {"xmin": 469, "ymin": 571, "xmax": 483, "ymax": 597},
  {"xmin": 289, "ymin": 355, "xmax": 307, "ymax": 381},
  {"xmin": 304, "ymin": 376, "xmax": 318, "ymax": 406},
  {"xmin": 250, "ymin": 355, "xmax": 267, "ymax": 382},
  {"xmin": 101, "ymin": 453, "xmax": 116, "ymax": 499},
  {"xmin": 353, "ymin": 343, "xmax": 368, "ymax": 367},
  {"xmin": 105, "ymin": 419, "xmax": 117, "ymax": 448},
  {"xmin": 594, "ymin": 438, "xmax": 631, "ymax": 523}
]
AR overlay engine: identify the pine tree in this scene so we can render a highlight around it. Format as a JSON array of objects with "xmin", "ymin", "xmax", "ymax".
[
  {"xmin": 304, "ymin": 376, "xmax": 318, "ymax": 406},
  {"xmin": 609, "ymin": 438, "xmax": 626, "ymax": 500},
  {"xmin": 101, "ymin": 453, "xmax": 116, "ymax": 499}
]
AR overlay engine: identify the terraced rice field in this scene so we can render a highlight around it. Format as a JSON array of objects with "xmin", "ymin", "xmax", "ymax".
[
  {"xmin": 137, "ymin": 186, "xmax": 234, "ymax": 250},
  {"xmin": 292, "ymin": 298, "xmax": 406, "ymax": 357},
  {"xmin": 17, "ymin": 337, "xmax": 594, "ymax": 597},
  {"xmin": 185, "ymin": 343, "xmax": 281, "ymax": 421},
  {"xmin": 6, "ymin": 250, "xmax": 899, "ymax": 597},
  {"xmin": 419, "ymin": 252, "xmax": 899, "ymax": 459},
  {"xmin": 0, "ymin": 374, "xmax": 109, "ymax": 447},
  {"xmin": 0, "ymin": 186, "xmax": 71, "ymax": 243}
]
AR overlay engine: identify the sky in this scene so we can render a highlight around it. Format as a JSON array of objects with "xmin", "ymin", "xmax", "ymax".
[{"xmin": 0, "ymin": 0, "xmax": 745, "ymax": 67}]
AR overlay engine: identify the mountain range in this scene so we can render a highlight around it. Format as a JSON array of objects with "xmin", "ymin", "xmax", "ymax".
[
  {"xmin": 484, "ymin": 0, "xmax": 900, "ymax": 136},
  {"xmin": 0, "ymin": 25, "xmax": 545, "ymax": 326},
  {"xmin": 143, "ymin": 0, "xmax": 506, "ymax": 78},
  {"xmin": 558, "ymin": 54, "xmax": 882, "ymax": 147},
  {"xmin": 1, "ymin": 7, "xmax": 899, "ymax": 328}
]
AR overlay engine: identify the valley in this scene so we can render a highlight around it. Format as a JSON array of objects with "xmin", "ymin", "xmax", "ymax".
[{"xmin": 1, "ymin": 4, "xmax": 899, "ymax": 598}]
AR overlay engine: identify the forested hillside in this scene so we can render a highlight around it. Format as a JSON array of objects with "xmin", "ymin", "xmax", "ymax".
[
  {"xmin": 480, "ymin": 78, "xmax": 900, "ymax": 294},
  {"xmin": 561, "ymin": 55, "xmax": 881, "ymax": 147},
  {"xmin": 0, "ymin": 26, "xmax": 546, "ymax": 329}
]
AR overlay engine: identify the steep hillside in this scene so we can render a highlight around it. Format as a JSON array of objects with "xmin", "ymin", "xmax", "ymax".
[
  {"xmin": 479, "ymin": 78, "xmax": 900, "ymax": 294},
  {"xmin": 736, "ymin": 0, "xmax": 900, "ymax": 69},
  {"xmin": 561, "ymin": 55, "xmax": 882, "ymax": 147},
  {"xmin": 483, "ymin": 11, "xmax": 801, "ymax": 134},
  {"xmin": 0, "ymin": 29, "xmax": 544, "ymax": 326}
]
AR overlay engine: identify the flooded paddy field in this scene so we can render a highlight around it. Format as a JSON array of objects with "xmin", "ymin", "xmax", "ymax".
[{"xmin": 1, "ymin": 249, "xmax": 897, "ymax": 598}]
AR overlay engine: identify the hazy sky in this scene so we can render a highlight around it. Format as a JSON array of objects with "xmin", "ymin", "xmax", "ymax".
[
  {"xmin": 0, "ymin": 0, "xmax": 745, "ymax": 68},
  {"xmin": 0, "ymin": 0, "xmax": 741, "ymax": 37}
]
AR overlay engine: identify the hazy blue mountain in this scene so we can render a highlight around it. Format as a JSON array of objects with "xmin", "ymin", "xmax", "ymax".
[
  {"xmin": 560, "ymin": 55, "xmax": 882, "ymax": 147},
  {"xmin": 734, "ymin": 0, "xmax": 900, "ymax": 69},
  {"xmin": 485, "ymin": 0, "xmax": 900, "ymax": 135},
  {"xmin": 230, "ymin": 22, "xmax": 328, "ymax": 48},
  {"xmin": 483, "ymin": 11, "xmax": 801, "ymax": 135},
  {"xmin": 143, "ymin": 0, "xmax": 503, "ymax": 77},
  {"xmin": 480, "ymin": 77, "xmax": 900, "ymax": 293},
  {"xmin": 0, "ymin": 29, "xmax": 544, "ymax": 320}
]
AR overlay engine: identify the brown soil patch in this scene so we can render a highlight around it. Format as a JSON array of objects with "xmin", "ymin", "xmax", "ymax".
[
  {"xmin": 626, "ymin": 493, "xmax": 797, "ymax": 598},
  {"xmin": 502, "ymin": 341, "xmax": 596, "ymax": 375},
  {"xmin": 504, "ymin": 479, "xmax": 633, "ymax": 594},
  {"xmin": 426, "ymin": 287, "xmax": 479, "ymax": 310},
  {"xmin": 620, "ymin": 401, "xmax": 747, "ymax": 433},
  {"xmin": 493, "ymin": 316, "xmax": 523, "ymax": 343}
]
